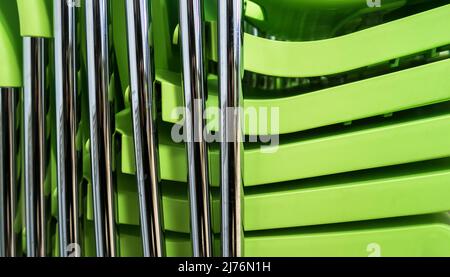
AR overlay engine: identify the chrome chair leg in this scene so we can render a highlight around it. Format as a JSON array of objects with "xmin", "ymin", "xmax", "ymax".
[
  {"xmin": 85, "ymin": 0, "xmax": 117, "ymax": 257},
  {"xmin": 0, "ymin": 88, "xmax": 18, "ymax": 257},
  {"xmin": 125, "ymin": 0, "xmax": 166, "ymax": 257},
  {"xmin": 179, "ymin": 0, "xmax": 214, "ymax": 257},
  {"xmin": 218, "ymin": 0, "xmax": 244, "ymax": 257},
  {"xmin": 54, "ymin": 0, "xmax": 80, "ymax": 257},
  {"xmin": 23, "ymin": 37, "xmax": 47, "ymax": 257}
]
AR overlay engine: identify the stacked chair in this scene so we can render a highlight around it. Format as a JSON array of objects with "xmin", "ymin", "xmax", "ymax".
[{"xmin": 0, "ymin": 0, "xmax": 449, "ymax": 257}]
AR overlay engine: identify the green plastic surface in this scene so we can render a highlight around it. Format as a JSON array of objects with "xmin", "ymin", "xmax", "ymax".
[
  {"xmin": 243, "ymin": 111, "xmax": 450, "ymax": 185},
  {"xmin": 208, "ymin": 5, "xmax": 450, "ymax": 77},
  {"xmin": 244, "ymin": 214, "xmax": 450, "ymax": 257},
  {"xmin": 247, "ymin": 0, "xmax": 407, "ymax": 40},
  {"xmin": 0, "ymin": 2, "xmax": 22, "ymax": 87},
  {"xmin": 16, "ymin": 0, "xmax": 52, "ymax": 38},
  {"xmin": 155, "ymin": 59, "xmax": 450, "ymax": 135},
  {"xmin": 116, "ymin": 107, "xmax": 450, "ymax": 186},
  {"xmin": 86, "ymin": 214, "xmax": 450, "ymax": 257},
  {"xmin": 38, "ymin": 0, "xmax": 450, "ymax": 256},
  {"xmin": 244, "ymin": 159, "xmax": 450, "ymax": 231},
  {"xmin": 85, "ymin": 158, "xmax": 450, "ymax": 233}
]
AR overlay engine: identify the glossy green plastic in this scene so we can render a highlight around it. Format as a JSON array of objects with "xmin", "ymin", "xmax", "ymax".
[
  {"xmin": 247, "ymin": 0, "xmax": 407, "ymax": 40},
  {"xmin": 41, "ymin": 0, "xmax": 450, "ymax": 257},
  {"xmin": 244, "ymin": 159, "xmax": 450, "ymax": 231},
  {"xmin": 208, "ymin": 4, "xmax": 450, "ymax": 77},
  {"xmin": 84, "ymin": 158, "xmax": 450, "ymax": 233},
  {"xmin": 16, "ymin": 0, "xmax": 52, "ymax": 38},
  {"xmin": 245, "ymin": 214, "xmax": 450, "ymax": 257},
  {"xmin": 116, "ymin": 109, "xmax": 450, "ymax": 186},
  {"xmin": 243, "ymin": 112, "xmax": 450, "ymax": 185},
  {"xmin": 155, "ymin": 59, "xmax": 450, "ymax": 135},
  {"xmin": 0, "ymin": 2, "xmax": 22, "ymax": 87},
  {"xmin": 85, "ymin": 214, "xmax": 450, "ymax": 257}
]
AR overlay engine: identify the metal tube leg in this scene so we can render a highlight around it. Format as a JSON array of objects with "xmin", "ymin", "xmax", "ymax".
[
  {"xmin": 0, "ymin": 89, "xmax": 4, "ymax": 257},
  {"xmin": 23, "ymin": 37, "xmax": 47, "ymax": 257},
  {"xmin": 0, "ymin": 88, "xmax": 18, "ymax": 257},
  {"xmin": 85, "ymin": 0, "xmax": 117, "ymax": 257},
  {"xmin": 218, "ymin": 0, "xmax": 244, "ymax": 257},
  {"xmin": 54, "ymin": 0, "xmax": 80, "ymax": 257},
  {"xmin": 179, "ymin": 0, "xmax": 214, "ymax": 257},
  {"xmin": 125, "ymin": 0, "xmax": 165, "ymax": 257}
]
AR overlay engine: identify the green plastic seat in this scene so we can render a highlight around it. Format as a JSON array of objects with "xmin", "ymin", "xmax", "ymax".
[
  {"xmin": 16, "ymin": 0, "xmax": 52, "ymax": 38},
  {"xmin": 84, "ymin": 158, "xmax": 450, "ymax": 233},
  {"xmin": 84, "ymin": 213, "xmax": 450, "ymax": 257},
  {"xmin": 245, "ymin": 0, "xmax": 408, "ymax": 40},
  {"xmin": 0, "ymin": 1, "xmax": 22, "ymax": 87},
  {"xmin": 152, "ymin": 58, "xmax": 450, "ymax": 135},
  {"xmin": 115, "ymin": 108, "xmax": 450, "ymax": 186},
  {"xmin": 209, "ymin": 4, "xmax": 450, "ymax": 77},
  {"xmin": 44, "ymin": 0, "xmax": 450, "ymax": 257}
]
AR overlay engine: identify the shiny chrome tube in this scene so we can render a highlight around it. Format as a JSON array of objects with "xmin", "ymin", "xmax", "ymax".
[
  {"xmin": 125, "ymin": 0, "xmax": 165, "ymax": 257},
  {"xmin": 218, "ymin": 0, "xmax": 244, "ymax": 257},
  {"xmin": 54, "ymin": 0, "xmax": 80, "ymax": 257},
  {"xmin": 85, "ymin": 0, "xmax": 117, "ymax": 257},
  {"xmin": 0, "ymin": 88, "xmax": 17, "ymax": 257},
  {"xmin": 23, "ymin": 37, "xmax": 47, "ymax": 257},
  {"xmin": 179, "ymin": 0, "xmax": 214, "ymax": 257}
]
